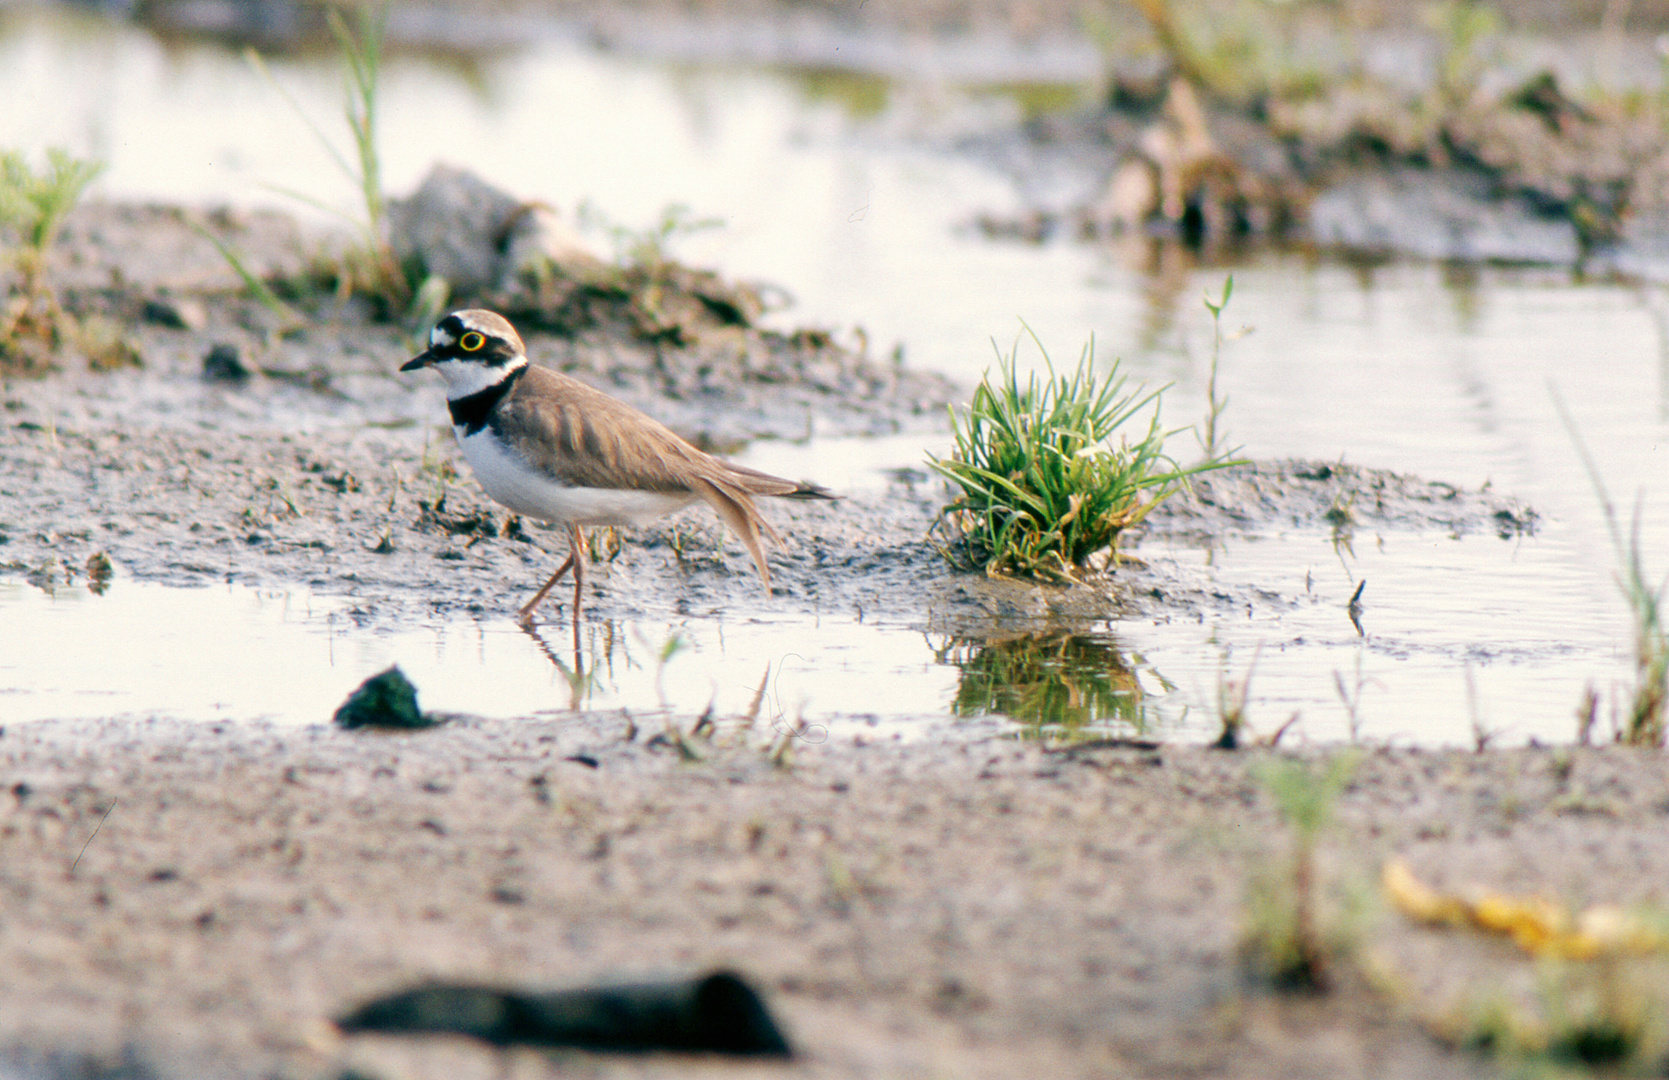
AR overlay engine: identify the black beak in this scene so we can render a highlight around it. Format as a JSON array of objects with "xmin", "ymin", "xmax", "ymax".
[{"xmin": 400, "ymin": 349, "xmax": 438, "ymax": 372}]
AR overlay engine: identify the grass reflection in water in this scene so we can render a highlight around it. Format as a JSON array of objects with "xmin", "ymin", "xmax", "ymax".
[{"xmin": 937, "ymin": 631, "xmax": 1152, "ymax": 735}]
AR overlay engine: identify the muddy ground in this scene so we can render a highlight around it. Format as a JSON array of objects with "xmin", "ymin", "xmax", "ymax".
[
  {"xmin": 4, "ymin": 3, "xmax": 1669, "ymax": 1072},
  {"xmin": 0, "ymin": 197, "xmax": 1640, "ymax": 1080},
  {"xmin": 4, "ymin": 204, "xmax": 1537, "ymax": 634},
  {"xmin": 1, "ymin": 715, "xmax": 1666, "ymax": 1080}
]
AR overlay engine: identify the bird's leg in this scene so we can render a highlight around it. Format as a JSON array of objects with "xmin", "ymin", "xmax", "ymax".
[
  {"xmin": 517, "ymin": 551, "xmax": 575, "ymax": 624},
  {"xmin": 570, "ymin": 525, "xmax": 588, "ymax": 654}
]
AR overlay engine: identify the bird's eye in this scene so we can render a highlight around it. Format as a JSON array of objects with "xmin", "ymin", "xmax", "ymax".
[{"xmin": 459, "ymin": 331, "xmax": 486, "ymax": 352}]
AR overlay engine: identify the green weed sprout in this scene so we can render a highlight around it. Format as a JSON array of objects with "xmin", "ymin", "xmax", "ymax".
[
  {"xmin": 190, "ymin": 221, "xmax": 303, "ymax": 330},
  {"xmin": 0, "ymin": 148, "xmax": 104, "ymax": 372},
  {"xmin": 579, "ymin": 202, "xmax": 724, "ymax": 276},
  {"xmin": 1444, "ymin": 955, "xmax": 1669, "ymax": 1072},
  {"xmin": 1555, "ymin": 391, "xmax": 1667, "ymax": 747},
  {"xmin": 1212, "ymin": 643, "xmax": 1260, "ymax": 749},
  {"xmin": 1200, "ymin": 274, "xmax": 1237, "ymax": 460},
  {"xmin": 328, "ymin": 5, "xmax": 389, "ymax": 258},
  {"xmin": 652, "ymin": 629, "xmax": 691, "ymax": 712},
  {"xmin": 246, "ymin": 1, "xmax": 409, "ymax": 314},
  {"xmin": 929, "ymin": 329, "xmax": 1240, "ymax": 582},
  {"xmin": 1425, "ymin": 0, "xmax": 1504, "ymax": 104},
  {"xmin": 1244, "ymin": 751, "xmax": 1361, "ymax": 991}
]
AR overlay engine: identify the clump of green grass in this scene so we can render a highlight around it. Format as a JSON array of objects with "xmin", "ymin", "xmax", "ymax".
[
  {"xmin": 1243, "ymin": 751, "xmax": 1361, "ymax": 991},
  {"xmin": 928, "ymin": 329, "xmax": 1240, "ymax": 582},
  {"xmin": 0, "ymin": 148, "xmax": 106, "ymax": 373}
]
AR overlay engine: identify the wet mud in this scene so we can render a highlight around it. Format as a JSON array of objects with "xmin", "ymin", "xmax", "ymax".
[
  {"xmin": 969, "ymin": 66, "xmax": 1669, "ymax": 272},
  {"xmin": 3, "ymin": 717, "xmax": 1668, "ymax": 1080},
  {"xmin": 2, "ymin": 5, "xmax": 1658, "ymax": 1074},
  {"xmin": 0, "ymin": 379, "xmax": 1532, "ymax": 639},
  {"xmin": 4, "ymin": 203, "xmax": 1535, "ymax": 639}
]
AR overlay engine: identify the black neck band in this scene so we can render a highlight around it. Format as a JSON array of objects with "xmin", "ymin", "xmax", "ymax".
[{"xmin": 447, "ymin": 365, "xmax": 524, "ymax": 435}]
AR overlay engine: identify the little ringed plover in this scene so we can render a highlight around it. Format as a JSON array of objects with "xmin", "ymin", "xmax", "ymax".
[{"xmin": 402, "ymin": 309, "xmax": 832, "ymax": 623}]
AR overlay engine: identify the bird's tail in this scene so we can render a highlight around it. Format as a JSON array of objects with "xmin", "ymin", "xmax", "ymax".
[
  {"xmin": 722, "ymin": 462, "xmax": 838, "ymax": 502},
  {"xmin": 692, "ymin": 477, "xmax": 783, "ymax": 590}
]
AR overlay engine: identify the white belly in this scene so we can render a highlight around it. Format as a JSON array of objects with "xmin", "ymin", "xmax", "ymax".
[{"xmin": 457, "ymin": 428, "xmax": 698, "ymax": 527}]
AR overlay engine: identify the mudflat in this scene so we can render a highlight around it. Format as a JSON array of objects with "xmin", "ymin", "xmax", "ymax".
[
  {"xmin": 5, "ymin": 6, "xmax": 1669, "ymax": 1071},
  {"xmin": 5, "ymin": 712, "xmax": 1668, "ymax": 1079}
]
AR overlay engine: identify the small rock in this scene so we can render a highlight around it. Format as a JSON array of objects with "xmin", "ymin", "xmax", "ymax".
[
  {"xmin": 85, "ymin": 551, "xmax": 113, "ymax": 595},
  {"xmin": 388, "ymin": 164, "xmax": 524, "ymax": 297},
  {"xmin": 390, "ymin": 166, "xmax": 601, "ymax": 299},
  {"xmin": 333, "ymin": 666, "xmax": 434, "ymax": 729},
  {"xmin": 500, "ymin": 201, "xmax": 602, "ymax": 289},
  {"xmin": 202, "ymin": 343, "xmax": 252, "ymax": 383},
  {"xmin": 143, "ymin": 296, "xmax": 208, "ymax": 331}
]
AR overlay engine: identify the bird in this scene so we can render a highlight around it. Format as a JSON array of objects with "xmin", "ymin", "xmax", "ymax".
[{"xmin": 401, "ymin": 309, "xmax": 832, "ymax": 624}]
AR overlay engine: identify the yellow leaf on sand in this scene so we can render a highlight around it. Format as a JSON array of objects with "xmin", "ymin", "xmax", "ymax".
[
  {"xmin": 1382, "ymin": 858, "xmax": 1669, "ymax": 959},
  {"xmin": 1383, "ymin": 858, "xmax": 1469, "ymax": 925}
]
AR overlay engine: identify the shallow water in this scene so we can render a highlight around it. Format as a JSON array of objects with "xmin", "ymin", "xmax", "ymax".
[
  {"xmin": 2, "ymin": 9, "xmax": 1666, "ymax": 744},
  {"xmin": 0, "ymin": 577, "xmax": 976, "ymax": 737}
]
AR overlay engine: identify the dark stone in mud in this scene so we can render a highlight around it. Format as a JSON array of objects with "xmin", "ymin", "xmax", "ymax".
[
  {"xmin": 336, "ymin": 970, "xmax": 793, "ymax": 1057},
  {"xmin": 333, "ymin": 666, "xmax": 433, "ymax": 729},
  {"xmin": 201, "ymin": 343, "xmax": 251, "ymax": 383},
  {"xmin": 142, "ymin": 296, "xmax": 207, "ymax": 332}
]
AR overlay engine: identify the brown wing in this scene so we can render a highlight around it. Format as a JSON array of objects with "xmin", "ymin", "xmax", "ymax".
[
  {"xmin": 500, "ymin": 365, "xmax": 803, "ymax": 585},
  {"xmin": 503, "ymin": 366, "xmax": 828, "ymax": 498},
  {"xmin": 501, "ymin": 366, "xmax": 719, "ymax": 492}
]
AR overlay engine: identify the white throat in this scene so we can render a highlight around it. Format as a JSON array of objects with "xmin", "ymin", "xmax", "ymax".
[{"xmin": 432, "ymin": 355, "xmax": 527, "ymax": 401}]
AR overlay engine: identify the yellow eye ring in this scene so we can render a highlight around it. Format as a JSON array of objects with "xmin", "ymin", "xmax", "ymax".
[{"xmin": 459, "ymin": 331, "xmax": 486, "ymax": 352}]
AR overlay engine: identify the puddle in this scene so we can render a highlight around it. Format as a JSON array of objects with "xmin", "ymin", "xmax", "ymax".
[
  {"xmin": 0, "ymin": 506, "xmax": 1636, "ymax": 746},
  {"xmin": 1111, "ymin": 527, "xmax": 1633, "ymax": 746},
  {"xmin": 0, "ymin": 575, "xmax": 977, "ymax": 735},
  {"xmin": 1, "ymin": 10, "xmax": 1666, "ymax": 745}
]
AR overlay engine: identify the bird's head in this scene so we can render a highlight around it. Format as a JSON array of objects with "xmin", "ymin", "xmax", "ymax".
[{"xmin": 402, "ymin": 309, "xmax": 528, "ymax": 395}]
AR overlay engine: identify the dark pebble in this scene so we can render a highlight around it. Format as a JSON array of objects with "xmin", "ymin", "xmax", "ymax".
[{"xmin": 333, "ymin": 666, "xmax": 435, "ymax": 729}]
